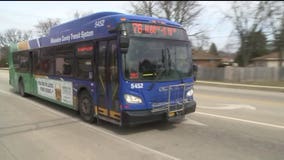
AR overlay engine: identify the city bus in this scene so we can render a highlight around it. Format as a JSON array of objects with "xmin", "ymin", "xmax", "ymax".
[{"xmin": 8, "ymin": 12, "xmax": 196, "ymax": 126}]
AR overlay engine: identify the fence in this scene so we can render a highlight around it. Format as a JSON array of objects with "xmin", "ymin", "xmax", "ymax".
[{"xmin": 197, "ymin": 66, "xmax": 284, "ymax": 82}]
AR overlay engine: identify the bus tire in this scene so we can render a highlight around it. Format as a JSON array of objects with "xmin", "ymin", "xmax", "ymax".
[
  {"xmin": 18, "ymin": 79, "xmax": 26, "ymax": 97},
  {"xmin": 78, "ymin": 91, "xmax": 95, "ymax": 123}
]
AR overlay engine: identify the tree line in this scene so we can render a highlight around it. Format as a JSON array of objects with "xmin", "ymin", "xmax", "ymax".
[
  {"xmin": 1, "ymin": 1, "xmax": 284, "ymax": 67},
  {"xmin": 0, "ymin": 18, "xmax": 60, "ymax": 67}
]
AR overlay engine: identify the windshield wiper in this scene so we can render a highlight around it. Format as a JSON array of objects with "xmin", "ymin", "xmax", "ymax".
[
  {"xmin": 148, "ymin": 49, "xmax": 167, "ymax": 91},
  {"xmin": 168, "ymin": 47, "xmax": 184, "ymax": 84}
]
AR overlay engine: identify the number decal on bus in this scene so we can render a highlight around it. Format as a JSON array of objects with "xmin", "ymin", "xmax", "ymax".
[
  {"xmin": 131, "ymin": 83, "xmax": 143, "ymax": 89},
  {"xmin": 95, "ymin": 19, "xmax": 105, "ymax": 28}
]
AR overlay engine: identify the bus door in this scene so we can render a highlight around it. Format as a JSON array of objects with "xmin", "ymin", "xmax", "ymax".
[
  {"xmin": 28, "ymin": 51, "xmax": 34, "ymax": 93},
  {"xmin": 19, "ymin": 51, "xmax": 33, "ymax": 94},
  {"xmin": 97, "ymin": 40, "xmax": 120, "ymax": 120}
]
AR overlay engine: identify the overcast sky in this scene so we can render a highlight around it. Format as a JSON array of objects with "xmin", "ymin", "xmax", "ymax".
[{"xmin": 0, "ymin": 1, "xmax": 238, "ymax": 52}]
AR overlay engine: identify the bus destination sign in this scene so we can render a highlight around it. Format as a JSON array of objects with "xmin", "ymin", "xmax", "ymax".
[{"xmin": 127, "ymin": 23, "xmax": 188, "ymax": 41}]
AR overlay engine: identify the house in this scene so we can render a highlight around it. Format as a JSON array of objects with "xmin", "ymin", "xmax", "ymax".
[
  {"xmin": 250, "ymin": 52, "xmax": 284, "ymax": 67},
  {"xmin": 218, "ymin": 52, "xmax": 237, "ymax": 67},
  {"xmin": 192, "ymin": 49, "xmax": 222, "ymax": 67}
]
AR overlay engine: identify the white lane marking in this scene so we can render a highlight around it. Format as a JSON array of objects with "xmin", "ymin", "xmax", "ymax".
[
  {"xmin": 0, "ymin": 89, "xmax": 69, "ymax": 117},
  {"xmin": 18, "ymin": 97, "xmax": 68, "ymax": 117},
  {"xmin": 198, "ymin": 104, "xmax": 256, "ymax": 110},
  {"xmin": 181, "ymin": 117, "xmax": 207, "ymax": 126},
  {"xmin": 81, "ymin": 122, "xmax": 180, "ymax": 160},
  {"xmin": 196, "ymin": 112, "xmax": 284, "ymax": 129},
  {"xmin": 197, "ymin": 80, "xmax": 284, "ymax": 90},
  {"xmin": 1, "ymin": 89, "xmax": 179, "ymax": 160},
  {"xmin": 0, "ymin": 89, "xmax": 13, "ymax": 96}
]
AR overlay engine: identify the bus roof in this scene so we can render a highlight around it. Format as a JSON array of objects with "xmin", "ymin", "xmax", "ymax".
[{"xmin": 15, "ymin": 12, "xmax": 182, "ymax": 51}]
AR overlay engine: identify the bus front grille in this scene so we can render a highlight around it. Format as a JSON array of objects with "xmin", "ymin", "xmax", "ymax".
[{"xmin": 151, "ymin": 83, "xmax": 193, "ymax": 113}]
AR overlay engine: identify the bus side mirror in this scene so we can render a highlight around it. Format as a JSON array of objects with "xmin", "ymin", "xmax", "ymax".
[
  {"xmin": 108, "ymin": 26, "xmax": 129, "ymax": 54},
  {"xmin": 119, "ymin": 34, "xmax": 129, "ymax": 54},
  {"xmin": 119, "ymin": 23, "xmax": 129, "ymax": 54}
]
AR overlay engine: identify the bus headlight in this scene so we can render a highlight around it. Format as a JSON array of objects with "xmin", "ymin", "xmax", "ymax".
[
  {"xmin": 186, "ymin": 89, "xmax": 194, "ymax": 97},
  {"xmin": 124, "ymin": 94, "xmax": 142, "ymax": 104}
]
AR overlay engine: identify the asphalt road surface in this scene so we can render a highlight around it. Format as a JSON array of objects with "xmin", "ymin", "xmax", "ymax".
[{"xmin": 0, "ymin": 70, "xmax": 283, "ymax": 160}]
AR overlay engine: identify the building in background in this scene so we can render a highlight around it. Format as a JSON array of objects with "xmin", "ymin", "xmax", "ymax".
[
  {"xmin": 192, "ymin": 50, "xmax": 237, "ymax": 68},
  {"xmin": 250, "ymin": 52, "xmax": 284, "ymax": 67},
  {"xmin": 192, "ymin": 50, "xmax": 222, "ymax": 67}
]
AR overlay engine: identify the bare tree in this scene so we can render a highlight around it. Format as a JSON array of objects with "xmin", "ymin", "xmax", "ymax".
[
  {"xmin": 191, "ymin": 33, "xmax": 210, "ymax": 51},
  {"xmin": 268, "ymin": 1, "xmax": 284, "ymax": 67},
  {"xmin": 0, "ymin": 29, "xmax": 33, "ymax": 47},
  {"xmin": 34, "ymin": 18, "xmax": 61, "ymax": 37},
  {"xmin": 274, "ymin": 17, "xmax": 284, "ymax": 67},
  {"xmin": 128, "ymin": 1, "xmax": 159, "ymax": 17},
  {"xmin": 0, "ymin": 46, "xmax": 9, "ymax": 67},
  {"xmin": 225, "ymin": 1, "xmax": 277, "ymax": 66},
  {"xmin": 158, "ymin": 1, "xmax": 202, "ymax": 29},
  {"xmin": 0, "ymin": 29, "xmax": 33, "ymax": 66}
]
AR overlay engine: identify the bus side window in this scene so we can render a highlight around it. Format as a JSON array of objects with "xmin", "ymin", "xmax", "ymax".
[
  {"xmin": 13, "ymin": 53, "xmax": 20, "ymax": 71},
  {"xmin": 76, "ymin": 43, "xmax": 94, "ymax": 80},
  {"xmin": 13, "ymin": 51, "xmax": 29, "ymax": 73},
  {"xmin": 55, "ymin": 57, "xmax": 73, "ymax": 76},
  {"xmin": 54, "ymin": 45, "xmax": 74, "ymax": 77},
  {"xmin": 77, "ymin": 59, "xmax": 93, "ymax": 79},
  {"xmin": 35, "ymin": 49, "xmax": 54, "ymax": 75},
  {"xmin": 33, "ymin": 51, "xmax": 39, "ymax": 74}
]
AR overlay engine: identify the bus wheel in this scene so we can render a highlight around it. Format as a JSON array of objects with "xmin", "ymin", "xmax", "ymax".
[
  {"xmin": 79, "ymin": 91, "xmax": 95, "ymax": 123},
  {"xmin": 18, "ymin": 80, "xmax": 26, "ymax": 97}
]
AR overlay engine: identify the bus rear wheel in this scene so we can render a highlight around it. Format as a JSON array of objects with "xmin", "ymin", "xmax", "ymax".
[
  {"xmin": 79, "ymin": 91, "xmax": 95, "ymax": 123},
  {"xmin": 18, "ymin": 80, "xmax": 26, "ymax": 97}
]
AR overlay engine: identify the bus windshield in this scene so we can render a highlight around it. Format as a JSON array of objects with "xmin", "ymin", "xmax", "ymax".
[{"xmin": 123, "ymin": 38, "xmax": 193, "ymax": 81}]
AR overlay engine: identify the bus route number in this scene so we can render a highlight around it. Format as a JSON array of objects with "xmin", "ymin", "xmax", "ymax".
[{"xmin": 131, "ymin": 83, "xmax": 143, "ymax": 89}]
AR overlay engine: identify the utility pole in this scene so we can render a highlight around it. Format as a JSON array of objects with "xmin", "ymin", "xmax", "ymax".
[
  {"xmin": 280, "ymin": 45, "xmax": 284, "ymax": 67},
  {"xmin": 279, "ymin": 3, "xmax": 284, "ymax": 68}
]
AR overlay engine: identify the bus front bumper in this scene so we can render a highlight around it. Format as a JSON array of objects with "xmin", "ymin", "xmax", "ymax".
[{"xmin": 122, "ymin": 100, "xmax": 196, "ymax": 126}]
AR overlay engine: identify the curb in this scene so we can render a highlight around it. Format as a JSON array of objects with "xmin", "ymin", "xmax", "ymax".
[{"xmin": 196, "ymin": 80, "xmax": 284, "ymax": 92}]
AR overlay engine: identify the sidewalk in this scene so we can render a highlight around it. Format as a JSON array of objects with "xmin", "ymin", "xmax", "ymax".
[{"xmin": 196, "ymin": 80, "xmax": 284, "ymax": 92}]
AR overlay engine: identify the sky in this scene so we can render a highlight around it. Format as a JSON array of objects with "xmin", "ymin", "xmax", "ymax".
[{"xmin": 0, "ymin": 1, "xmax": 238, "ymax": 53}]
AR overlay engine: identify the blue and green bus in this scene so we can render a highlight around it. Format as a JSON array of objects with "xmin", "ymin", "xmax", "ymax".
[{"xmin": 8, "ymin": 12, "xmax": 196, "ymax": 126}]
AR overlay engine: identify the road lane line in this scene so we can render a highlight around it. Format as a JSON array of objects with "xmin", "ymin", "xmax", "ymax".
[
  {"xmin": 2, "ymin": 89, "xmax": 179, "ymax": 160},
  {"xmin": 195, "ymin": 112, "xmax": 284, "ymax": 129},
  {"xmin": 181, "ymin": 118, "xmax": 207, "ymax": 126},
  {"xmin": 18, "ymin": 97, "xmax": 69, "ymax": 117},
  {"xmin": 198, "ymin": 104, "xmax": 256, "ymax": 110},
  {"xmin": 81, "ymin": 122, "xmax": 180, "ymax": 160},
  {"xmin": 195, "ymin": 93, "xmax": 282, "ymax": 106},
  {"xmin": 0, "ymin": 89, "xmax": 13, "ymax": 96},
  {"xmin": 0, "ymin": 89, "xmax": 68, "ymax": 117},
  {"xmin": 197, "ymin": 80, "xmax": 284, "ymax": 90}
]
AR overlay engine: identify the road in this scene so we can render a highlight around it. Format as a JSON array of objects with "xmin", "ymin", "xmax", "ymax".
[{"xmin": 0, "ymin": 70, "xmax": 283, "ymax": 160}]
